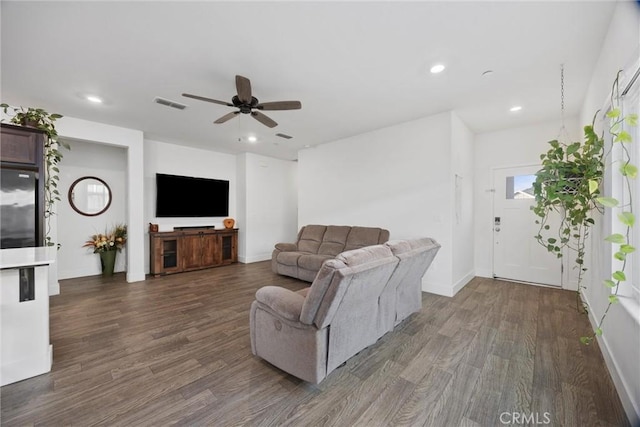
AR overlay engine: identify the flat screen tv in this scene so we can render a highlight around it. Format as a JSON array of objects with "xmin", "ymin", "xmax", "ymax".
[{"xmin": 156, "ymin": 173, "xmax": 229, "ymax": 217}]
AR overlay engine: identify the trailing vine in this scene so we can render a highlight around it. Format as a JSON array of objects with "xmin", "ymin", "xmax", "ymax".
[
  {"xmin": 582, "ymin": 73, "xmax": 637, "ymax": 345},
  {"xmin": 0, "ymin": 104, "xmax": 69, "ymax": 247},
  {"xmin": 531, "ymin": 72, "xmax": 638, "ymax": 344}
]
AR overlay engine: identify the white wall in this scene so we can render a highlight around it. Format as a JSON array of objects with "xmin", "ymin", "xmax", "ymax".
[
  {"xmin": 143, "ymin": 139, "xmax": 237, "ymax": 273},
  {"xmin": 473, "ymin": 118, "xmax": 580, "ymax": 279},
  {"xmin": 298, "ymin": 112, "xmax": 458, "ymax": 295},
  {"xmin": 578, "ymin": 1, "xmax": 640, "ymax": 424},
  {"xmin": 451, "ymin": 112, "xmax": 475, "ymax": 292},
  {"xmin": 57, "ymin": 141, "xmax": 127, "ymax": 279},
  {"xmin": 56, "ymin": 116, "xmax": 145, "ymax": 284},
  {"xmin": 237, "ymin": 153, "xmax": 297, "ymax": 263}
]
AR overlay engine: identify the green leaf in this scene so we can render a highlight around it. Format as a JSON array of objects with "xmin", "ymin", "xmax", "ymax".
[
  {"xmin": 580, "ymin": 336, "xmax": 593, "ymax": 345},
  {"xmin": 595, "ymin": 328, "xmax": 603, "ymax": 336},
  {"xmin": 615, "ymin": 130, "xmax": 632, "ymax": 143},
  {"xmin": 547, "ymin": 238, "xmax": 557, "ymax": 244},
  {"xmin": 620, "ymin": 163, "xmax": 638, "ymax": 178},
  {"xmin": 612, "ymin": 271, "xmax": 626, "ymax": 281},
  {"xmin": 614, "ymin": 252, "xmax": 626, "ymax": 261},
  {"xmin": 607, "ymin": 108, "xmax": 621, "ymax": 119},
  {"xmin": 603, "ymin": 279, "xmax": 616, "ymax": 288},
  {"xmin": 588, "ymin": 179, "xmax": 599, "ymax": 194},
  {"xmin": 620, "ymin": 244, "xmax": 636, "ymax": 254},
  {"xmin": 618, "ymin": 212, "xmax": 635, "ymax": 227},
  {"xmin": 597, "ymin": 197, "xmax": 619, "ymax": 207},
  {"xmin": 625, "ymin": 113, "xmax": 638, "ymax": 126},
  {"xmin": 605, "ymin": 233, "xmax": 626, "ymax": 244},
  {"xmin": 566, "ymin": 142, "xmax": 580, "ymax": 155},
  {"xmin": 608, "ymin": 295, "xmax": 619, "ymax": 304}
]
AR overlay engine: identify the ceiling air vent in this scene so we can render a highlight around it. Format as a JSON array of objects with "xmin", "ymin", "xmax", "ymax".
[
  {"xmin": 276, "ymin": 133, "xmax": 293, "ymax": 139},
  {"xmin": 153, "ymin": 97, "xmax": 187, "ymax": 110}
]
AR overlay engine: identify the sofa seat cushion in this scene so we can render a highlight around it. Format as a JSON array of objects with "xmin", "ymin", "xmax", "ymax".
[
  {"xmin": 298, "ymin": 254, "xmax": 333, "ymax": 271},
  {"xmin": 277, "ymin": 251, "xmax": 304, "ymax": 267}
]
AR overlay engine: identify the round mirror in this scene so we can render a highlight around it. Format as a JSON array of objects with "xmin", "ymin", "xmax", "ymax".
[{"xmin": 68, "ymin": 176, "xmax": 112, "ymax": 216}]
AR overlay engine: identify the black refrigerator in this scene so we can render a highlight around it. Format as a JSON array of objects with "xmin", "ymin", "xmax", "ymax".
[{"xmin": 1, "ymin": 167, "xmax": 40, "ymax": 249}]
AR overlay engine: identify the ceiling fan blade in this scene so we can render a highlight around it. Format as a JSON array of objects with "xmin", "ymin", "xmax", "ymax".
[
  {"xmin": 236, "ymin": 75, "xmax": 252, "ymax": 104},
  {"xmin": 251, "ymin": 111, "xmax": 277, "ymax": 128},
  {"xmin": 256, "ymin": 101, "xmax": 302, "ymax": 111},
  {"xmin": 214, "ymin": 111, "xmax": 240, "ymax": 124},
  {"xmin": 182, "ymin": 93, "xmax": 233, "ymax": 107}
]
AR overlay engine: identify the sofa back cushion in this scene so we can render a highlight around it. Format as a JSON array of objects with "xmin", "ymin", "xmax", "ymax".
[
  {"xmin": 311, "ymin": 245, "xmax": 397, "ymax": 329},
  {"xmin": 317, "ymin": 225, "xmax": 351, "ymax": 256},
  {"xmin": 385, "ymin": 238, "xmax": 441, "ymax": 324},
  {"xmin": 297, "ymin": 225, "xmax": 327, "ymax": 253},
  {"xmin": 344, "ymin": 227, "xmax": 390, "ymax": 251},
  {"xmin": 300, "ymin": 259, "xmax": 345, "ymax": 325}
]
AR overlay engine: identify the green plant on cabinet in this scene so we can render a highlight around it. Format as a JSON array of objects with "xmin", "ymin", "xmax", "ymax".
[{"xmin": 0, "ymin": 104, "xmax": 70, "ymax": 247}]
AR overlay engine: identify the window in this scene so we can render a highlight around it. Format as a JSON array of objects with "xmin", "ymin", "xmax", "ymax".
[
  {"xmin": 505, "ymin": 174, "xmax": 536, "ymax": 199},
  {"xmin": 610, "ymin": 64, "xmax": 640, "ymax": 311}
]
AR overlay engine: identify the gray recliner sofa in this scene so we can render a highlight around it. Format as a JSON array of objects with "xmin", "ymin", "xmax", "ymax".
[
  {"xmin": 271, "ymin": 225, "xmax": 390, "ymax": 282},
  {"xmin": 251, "ymin": 238, "xmax": 441, "ymax": 384}
]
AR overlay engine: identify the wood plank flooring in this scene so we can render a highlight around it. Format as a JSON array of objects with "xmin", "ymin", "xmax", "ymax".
[{"xmin": 0, "ymin": 262, "xmax": 630, "ymax": 426}]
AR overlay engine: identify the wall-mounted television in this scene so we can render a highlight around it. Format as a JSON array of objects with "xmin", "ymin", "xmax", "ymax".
[{"xmin": 155, "ymin": 173, "xmax": 229, "ymax": 217}]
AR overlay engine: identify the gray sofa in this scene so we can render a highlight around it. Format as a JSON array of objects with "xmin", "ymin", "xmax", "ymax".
[
  {"xmin": 271, "ymin": 225, "xmax": 390, "ymax": 282},
  {"xmin": 251, "ymin": 237, "xmax": 441, "ymax": 383}
]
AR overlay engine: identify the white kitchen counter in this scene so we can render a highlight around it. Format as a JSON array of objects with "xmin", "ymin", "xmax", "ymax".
[
  {"xmin": 0, "ymin": 246, "xmax": 56, "ymax": 269},
  {"xmin": 0, "ymin": 246, "xmax": 56, "ymax": 386}
]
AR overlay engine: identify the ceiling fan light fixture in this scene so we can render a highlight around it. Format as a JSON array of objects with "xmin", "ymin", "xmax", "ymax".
[
  {"xmin": 247, "ymin": 135, "xmax": 257, "ymax": 143},
  {"xmin": 430, "ymin": 64, "xmax": 446, "ymax": 74},
  {"xmin": 510, "ymin": 105, "xmax": 523, "ymax": 112}
]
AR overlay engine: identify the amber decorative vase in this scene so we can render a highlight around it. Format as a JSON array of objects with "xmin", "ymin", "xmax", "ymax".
[{"xmin": 223, "ymin": 218, "xmax": 235, "ymax": 229}]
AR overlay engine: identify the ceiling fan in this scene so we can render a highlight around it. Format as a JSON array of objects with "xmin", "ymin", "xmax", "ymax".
[{"xmin": 183, "ymin": 75, "xmax": 302, "ymax": 128}]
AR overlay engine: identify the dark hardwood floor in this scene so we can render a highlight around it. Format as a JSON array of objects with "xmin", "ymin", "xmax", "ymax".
[{"xmin": 0, "ymin": 262, "xmax": 629, "ymax": 426}]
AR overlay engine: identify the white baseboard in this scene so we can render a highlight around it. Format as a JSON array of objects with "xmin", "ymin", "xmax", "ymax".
[
  {"xmin": 48, "ymin": 281, "xmax": 60, "ymax": 296},
  {"xmin": 422, "ymin": 271, "xmax": 474, "ymax": 297},
  {"xmin": 453, "ymin": 270, "xmax": 474, "ymax": 294},
  {"xmin": 474, "ymin": 268, "xmax": 493, "ymax": 279},
  {"xmin": 239, "ymin": 253, "xmax": 272, "ymax": 264},
  {"xmin": 581, "ymin": 291, "xmax": 640, "ymax": 426}
]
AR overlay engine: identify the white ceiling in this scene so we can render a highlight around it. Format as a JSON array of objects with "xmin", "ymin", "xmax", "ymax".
[{"xmin": 1, "ymin": 1, "xmax": 617, "ymax": 160}]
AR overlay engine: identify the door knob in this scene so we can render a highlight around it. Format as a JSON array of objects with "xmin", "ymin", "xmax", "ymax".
[{"xmin": 495, "ymin": 227, "xmax": 501, "ymax": 232}]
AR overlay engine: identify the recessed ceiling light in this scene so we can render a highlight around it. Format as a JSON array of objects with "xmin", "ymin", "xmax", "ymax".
[
  {"xmin": 304, "ymin": 144, "xmax": 311, "ymax": 148},
  {"xmin": 247, "ymin": 136, "xmax": 257, "ymax": 143},
  {"xmin": 510, "ymin": 106, "xmax": 523, "ymax": 112},
  {"xmin": 430, "ymin": 64, "xmax": 446, "ymax": 74},
  {"xmin": 86, "ymin": 95, "xmax": 103, "ymax": 104}
]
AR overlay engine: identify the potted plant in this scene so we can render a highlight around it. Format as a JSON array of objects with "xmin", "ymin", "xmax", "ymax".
[
  {"xmin": 0, "ymin": 104, "xmax": 70, "ymax": 247},
  {"xmin": 532, "ymin": 72, "xmax": 637, "ymax": 344},
  {"xmin": 83, "ymin": 224, "xmax": 127, "ymax": 276}
]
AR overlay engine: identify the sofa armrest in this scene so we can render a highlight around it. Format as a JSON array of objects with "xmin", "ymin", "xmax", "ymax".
[
  {"xmin": 255, "ymin": 286, "xmax": 305, "ymax": 322},
  {"xmin": 274, "ymin": 242, "xmax": 298, "ymax": 252}
]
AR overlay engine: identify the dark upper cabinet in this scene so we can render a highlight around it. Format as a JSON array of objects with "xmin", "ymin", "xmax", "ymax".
[{"xmin": 1, "ymin": 124, "xmax": 46, "ymax": 248}]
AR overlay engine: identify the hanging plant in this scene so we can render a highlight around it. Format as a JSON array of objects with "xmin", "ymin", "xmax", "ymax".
[
  {"xmin": 532, "ymin": 117, "xmax": 605, "ymax": 312},
  {"xmin": 0, "ymin": 104, "xmax": 70, "ymax": 247},
  {"xmin": 532, "ymin": 71, "xmax": 637, "ymax": 344}
]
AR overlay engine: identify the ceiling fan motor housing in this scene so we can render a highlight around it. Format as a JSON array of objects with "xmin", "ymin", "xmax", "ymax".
[{"xmin": 232, "ymin": 95, "xmax": 259, "ymax": 114}]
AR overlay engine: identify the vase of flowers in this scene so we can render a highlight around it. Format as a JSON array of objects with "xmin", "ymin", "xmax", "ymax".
[{"xmin": 83, "ymin": 224, "xmax": 127, "ymax": 276}]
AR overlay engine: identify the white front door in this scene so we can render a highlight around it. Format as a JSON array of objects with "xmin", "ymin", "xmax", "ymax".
[{"xmin": 492, "ymin": 165, "xmax": 562, "ymax": 287}]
